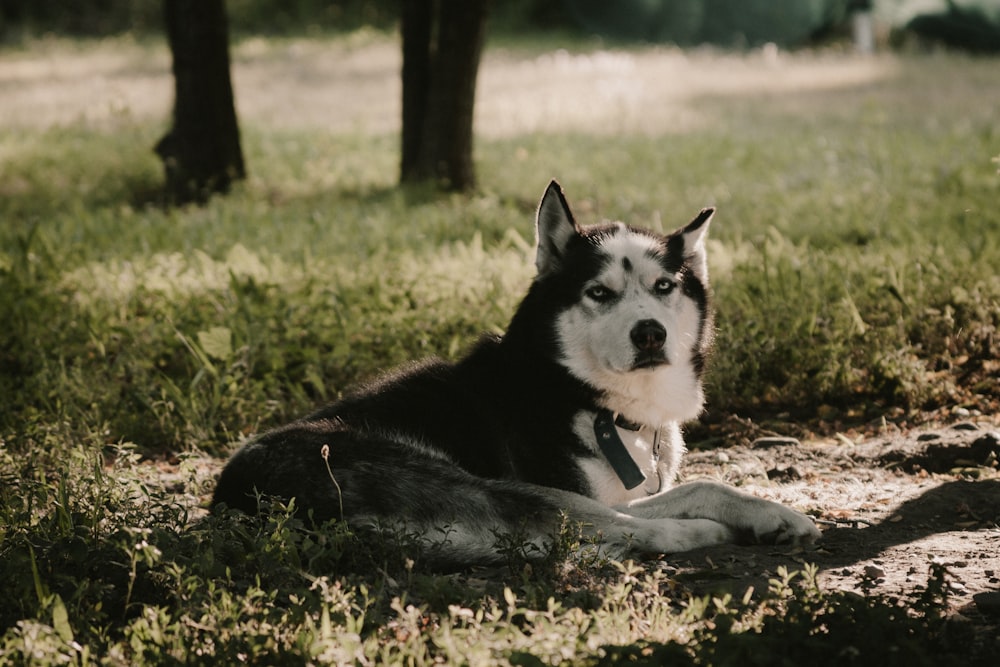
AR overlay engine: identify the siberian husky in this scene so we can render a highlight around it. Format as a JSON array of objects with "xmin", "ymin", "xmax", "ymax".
[{"xmin": 213, "ymin": 181, "xmax": 820, "ymax": 567}]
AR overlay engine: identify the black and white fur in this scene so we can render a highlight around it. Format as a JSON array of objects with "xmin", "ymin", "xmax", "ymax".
[{"xmin": 213, "ymin": 181, "xmax": 820, "ymax": 567}]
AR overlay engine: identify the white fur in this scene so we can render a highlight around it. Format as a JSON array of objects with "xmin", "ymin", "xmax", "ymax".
[
  {"xmin": 573, "ymin": 412, "xmax": 685, "ymax": 505},
  {"xmin": 555, "ymin": 227, "xmax": 705, "ymax": 425}
]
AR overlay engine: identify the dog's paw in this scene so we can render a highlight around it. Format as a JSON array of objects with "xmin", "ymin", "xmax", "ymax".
[{"xmin": 748, "ymin": 503, "xmax": 821, "ymax": 546}]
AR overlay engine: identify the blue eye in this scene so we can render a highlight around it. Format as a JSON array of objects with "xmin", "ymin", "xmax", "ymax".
[
  {"xmin": 654, "ymin": 278, "xmax": 676, "ymax": 295},
  {"xmin": 585, "ymin": 285, "xmax": 614, "ymax": 302}
]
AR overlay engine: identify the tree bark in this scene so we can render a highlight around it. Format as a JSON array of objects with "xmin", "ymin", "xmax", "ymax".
[
  {"xmin": 400, "ymin": 0, "xmax": 488, "ymax": 192},
  {"xmin": 157, "ymin": 0, "xmax": 245, "ymax": 205},
  {"xmin": 400, "ymin": 0, "xmax": 433, "ymax": 182}
]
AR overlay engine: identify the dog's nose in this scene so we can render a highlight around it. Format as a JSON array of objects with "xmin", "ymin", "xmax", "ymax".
[{"xmin": 630, "ymin": 320, "xmax": 666, "ymax": 352}]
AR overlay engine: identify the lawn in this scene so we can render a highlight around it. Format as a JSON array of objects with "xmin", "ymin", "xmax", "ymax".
[{"xmin": 1, "ymin": 32, "xmax": 998, "ymax": 664}]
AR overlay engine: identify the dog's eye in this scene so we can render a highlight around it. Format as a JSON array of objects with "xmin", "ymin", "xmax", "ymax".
[
  {"xmin": 654, "ymin": 278, "xmax": 676, "ymax": 295},
  {"xmin": 585, "ymin": 285, "xmax": 614, "ymax": 302}
]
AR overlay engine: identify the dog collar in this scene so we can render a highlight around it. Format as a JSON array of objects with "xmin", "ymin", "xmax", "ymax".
[
  {"xmin": 593, "ymin": 409, "xmax": 647, "ymax": 490},
  {"xmin": 613, "ymin": 413, "xmax": 642, "ymax": 431}
]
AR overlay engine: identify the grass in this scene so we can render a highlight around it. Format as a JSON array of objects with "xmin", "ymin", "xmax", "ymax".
[{"xmin": 1, "ymin": 33, "xmax": 999, "ymax": 663}]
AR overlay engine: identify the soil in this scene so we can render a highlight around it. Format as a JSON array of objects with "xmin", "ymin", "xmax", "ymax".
[
  {"xmin": 670, "ymin": 419, "xmax": 1000, "ymax": 646},
  {"xmin": 176, "ymin": 418, "xmax": 1000, "ymax": 649}
]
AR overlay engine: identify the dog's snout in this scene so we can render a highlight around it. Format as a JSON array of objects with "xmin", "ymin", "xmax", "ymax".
[{"xmin": 630, "ymin": 319, "xmax": 666, "ymax": 352}]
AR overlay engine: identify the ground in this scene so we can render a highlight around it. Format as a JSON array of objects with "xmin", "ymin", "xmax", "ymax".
[
  {"xmin": 671, "ymin": 418, "xmax": 1000, "ymax": 646},
  {"xmin": 183, "ymin": 418, "xmax": 1000, "ymax": 614},
  {"xmin": 169, "ymin": 414, "xmax": 1000, "ymax": 659}
]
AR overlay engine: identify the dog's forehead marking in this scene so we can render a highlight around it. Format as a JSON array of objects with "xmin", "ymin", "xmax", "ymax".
[{"xmin": 594, "ymin": 227, "xmax": 667, "ymax": 286}]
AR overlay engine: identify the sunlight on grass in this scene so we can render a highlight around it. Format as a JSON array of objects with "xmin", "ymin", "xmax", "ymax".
[{"xmin": 61, "ymin": 244, "xmax": 309, "ymax": 303}]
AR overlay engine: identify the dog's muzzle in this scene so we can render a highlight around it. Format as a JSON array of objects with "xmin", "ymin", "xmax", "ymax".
[{"xmin": 630, "ymin": 319, "xmax": 667, "ymax": 368}]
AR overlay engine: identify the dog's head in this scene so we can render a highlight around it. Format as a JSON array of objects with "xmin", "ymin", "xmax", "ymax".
[{"xmin": 534, "ymin": 180, "xmax": 715, "ymax": 424}]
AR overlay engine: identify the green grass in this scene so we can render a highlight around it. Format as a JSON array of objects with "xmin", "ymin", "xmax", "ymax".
[{"xmin": 1, "ymin": 34, "xmax": 999, "ymax": 664}]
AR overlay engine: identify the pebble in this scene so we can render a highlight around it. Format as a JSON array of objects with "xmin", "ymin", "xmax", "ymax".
[
  {"xmin": 973, "ymin": 592, "xmax": 1000, "ymax": 617},
  {"xmin": 751, "ymin": 436, "xmax": 801, "ymax": 449},
  {"xmin": 975, "ymin": 431, "xmax": 1000, "ymax": 446},
  {"xmin": 767, "ymin": 465, "xmax": 803, "ymax": 481},
  {"xmin": 863, "ymin": 565, "xmax": 886, "ymax": 580},
  {"xmin": 951, "ymin": 422, "xmax": 981, "ymax": 431}
]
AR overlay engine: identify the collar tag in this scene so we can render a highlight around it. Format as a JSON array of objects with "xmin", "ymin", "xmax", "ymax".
[{"xmin": 593, "ymin": 410, "xmax": 646, "ymax": 490}]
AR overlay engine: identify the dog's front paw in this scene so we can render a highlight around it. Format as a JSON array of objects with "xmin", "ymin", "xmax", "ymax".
[{"xmin": 748, "ymin": 503, "xmax": 821, "ymax": 546}]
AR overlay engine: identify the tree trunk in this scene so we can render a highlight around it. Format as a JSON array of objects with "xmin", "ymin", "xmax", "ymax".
[
  {"xmin": 400, "ymin": 0, "xmax": 433, "ymax": 182},
  {"xmin": 157, "ymin": 0, "xmax": 245, "ymax": 205},
  {"xmin": 400, "ymin": 0, "xmax": 488, "ymax": 192}
]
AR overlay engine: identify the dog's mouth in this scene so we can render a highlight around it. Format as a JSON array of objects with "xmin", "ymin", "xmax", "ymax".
[{"xmin": 631, "ymin": 353, "xmax": 668, "ymax": 370}]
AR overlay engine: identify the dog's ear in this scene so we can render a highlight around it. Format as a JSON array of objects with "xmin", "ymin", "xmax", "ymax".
[
  {"xmin": 680, "ymin": 207, "xmax": 714, "ymax": 283},
  {"xmin": 535, "ymin": 180, "xmax": 580, "ymax": 276}
]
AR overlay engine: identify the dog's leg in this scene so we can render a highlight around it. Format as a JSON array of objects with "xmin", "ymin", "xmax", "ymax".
[
  {"xmin": 526, "ymin": 489, "xmax": 738, "ymax": 557},
  {"xmin": 615, "ymin": 481, "xmax": 821, "ymax": 546},
  {"xmin": 341, "ymin": 474, "xmax": 741, "ymax": 565},
  {"xmin": 406, "ymin": 483, "xmax": 740, "ymax": 564},
  {"xmin": 214, "ymin": 429, "xmax": 735, "ymax": 564},
  {"xmin": 215, "ymin": 430, "xmax": 756, "ymax": 563}
]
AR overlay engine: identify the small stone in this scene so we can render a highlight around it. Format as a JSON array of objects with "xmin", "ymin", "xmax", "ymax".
[
  {"xmin": 863, "ymin": 565, "xmax": 886, "ymax": 580},
  {"xmin": 751, "ymin": 436, "xmax": 801, "ymax": 449},
  {"xmin": 975, "ymin": 431, "xmax": 1000, "ymax": 446},
  {"xmin": 767, "ymin": 466, "xmax": 803, "ymax": 481},
  {"xmin": 951, "ymin": 422, "xmax": 981, "ymax": 431},
  {"xmin": 973, "ymin": 592, "xmax": 1000, "ymax": 617}
]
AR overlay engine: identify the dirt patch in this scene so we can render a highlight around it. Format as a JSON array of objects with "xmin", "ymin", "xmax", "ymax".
[
  {"xmin": 179, "ymin": 419, "xmax": 1000, "ymax": 648},
  {"xmin": 671, "ymin": 420, "xmax": 1000, "ymax": 647}
]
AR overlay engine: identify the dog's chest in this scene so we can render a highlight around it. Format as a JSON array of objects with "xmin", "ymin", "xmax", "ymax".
[{"xmin": 572, "ymin": 411, "xmax": 680, "ymax": 506}]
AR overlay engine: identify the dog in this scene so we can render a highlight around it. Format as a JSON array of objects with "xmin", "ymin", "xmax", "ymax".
[{"xmin": 212, "ymin": 181, "xmax": 821, "ymax": 567}]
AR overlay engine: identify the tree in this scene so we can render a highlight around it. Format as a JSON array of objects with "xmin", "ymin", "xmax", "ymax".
[
  {"xmin": 400, "ymin": 0, "xmax": 489, "ymax": 192},
  {"xmin": 156, "ymin": 0, "xmax": 245, "ymax": 205}
]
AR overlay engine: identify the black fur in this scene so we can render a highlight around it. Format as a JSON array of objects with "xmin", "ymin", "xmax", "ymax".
[
  {"xmin": 214, "ymin": 224, "xmax": 708, "ymax": 514},
  {"xmin": 210, "ymin": 182, "xmax": 773, "ymax": 567}
]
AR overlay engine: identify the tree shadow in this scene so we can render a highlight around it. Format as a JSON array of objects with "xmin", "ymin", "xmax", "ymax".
[
  {"xmin": 669, "ymin": 478, "xmax": 1000, "ymax": 597},
  {"xmin": 816, "ymin": 478, "xmax": 1000, "ymax": 565}
]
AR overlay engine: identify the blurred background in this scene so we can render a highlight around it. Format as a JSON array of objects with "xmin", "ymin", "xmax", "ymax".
[{"xmin": 0, "ymin": 0, "xmax": 998, "ymax": 52}]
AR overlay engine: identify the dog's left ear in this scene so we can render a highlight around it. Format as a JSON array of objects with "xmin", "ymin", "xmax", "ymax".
[
  {"xmin": 535, "ymin": 180, "xmax": 580, "ymax": 276},
  {"xmin": 681, "ymin": 207, "xmax": 714, "ymax": 283}
]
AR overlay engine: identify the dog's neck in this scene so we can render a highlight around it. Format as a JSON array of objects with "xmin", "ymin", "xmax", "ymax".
[
  {"xmin": 595, "ymin": 364, "xmax": 705, "ymax": 428},
  {"xmin": 593, "ymin": 409, "xmax": 663, "ymax": 494}
]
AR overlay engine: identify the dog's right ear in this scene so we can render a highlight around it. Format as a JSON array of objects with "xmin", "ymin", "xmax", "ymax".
[{"xmin": 535, "ymin": 180, "xmax": 580, "ymax": 276}]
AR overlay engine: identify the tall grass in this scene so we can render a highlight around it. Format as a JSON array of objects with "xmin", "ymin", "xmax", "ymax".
[{"xmin": 1, "ymin": 35, "xmax": 998, "ymax": 663}]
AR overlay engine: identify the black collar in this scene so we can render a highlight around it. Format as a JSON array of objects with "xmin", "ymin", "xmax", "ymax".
[
  {"xmin": 593, "ymin": 409, "xmax": 646, "ymax": 490},
  {"xmin": 613, "ymin": 413, "xmax": 642, "ymax": 431}
]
